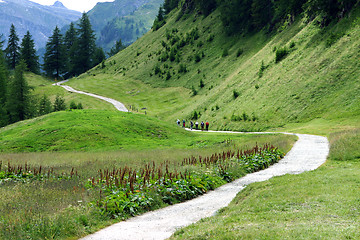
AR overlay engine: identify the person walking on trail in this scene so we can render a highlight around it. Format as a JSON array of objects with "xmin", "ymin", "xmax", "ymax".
[
  {"xmin": 201, "ymin": 121, "xmax": 205, "ymax": 131},
  {"xmin": 183, "ymin": 119, "xmax": 186, "ymax": 128},
  {"xmin": 206, "ymin": 121, "xmax": 209, "ymax": 131},
  {"xmin": 195, "ymin": 121, "xmax": 199, "ymax": 130},
  {"xmin": 190, "ymin": 121, "xmax": 194, "ymax": 130}
]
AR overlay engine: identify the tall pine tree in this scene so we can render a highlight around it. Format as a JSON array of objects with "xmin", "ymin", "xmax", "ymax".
[
  {"xmin": 43, "ymin": 26, "xmax": 66, "ymax": 79},
  {"xmin": 6, "ymin": 60, "xmax": 31, "ymax": 123},
  {"xmin": 20, "ymin": 31, "xmax": 40, "ymax": 74},
  {"xmin": 0, "ymin": 40, "xmax": 7, "ymax": 105},
  {"xmin": 5, "ymin": 24, "xmax": 20, "ymax": 69},
  {"xmin": 74, "ymin": 13, "xmax": 96, "ymax": 75},
  {"xmin": 0, "ymin": 41, "xmax": 9, "ymax": 127},
  {"xmin": 64, "ymin": 22, "xmax": 78, "ymax": 78}
]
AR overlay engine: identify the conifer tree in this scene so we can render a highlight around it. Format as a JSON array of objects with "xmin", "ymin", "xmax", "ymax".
[
  {"xmin": 0, "ymin": 43, "xmax": 9, "ymax": 127},
  {"xmin": 6, "ymin": 60, "xmax": 31, "ymax": 123},
  {"xmin": 5, "ymin": 24, "xmax": 20, "ymax": 69},
  {"xmin": 43, "ymin": 26, "xmax": 66, "ymax": 79},
  {"xmin": 108, "ymin": 39, "xmax": 125, "ymax": 57},
  {"xmin": 20, "ymin": 31, "xmax": 40, "ymax": 74},
  {"xmin": 64, "ymin": 22, "xmax": 78, "ymax": 77},
  {"xmin": 38, "ymin": 94, "xmax": 52, "ymax": 116},
  {"xmin": 152, "ymin": 6, "xmax": 166, "ymax": 31},
  {"xmin": 0, "ymin": 41, "xmax": 7, "ymax": 105},
  {"xmin": 74, "ymin": 13, "xmax": 96, "ymax": 75},
  {"xmin": 53, "ymin": 95, "xmax": 66, "ymax": 111},
  {"xmin": 93, "ymin": 47, "xmax": 106, "ymax": 67},
  {"xmin": 164, "ymin": 0, "xmax": 179, "ymax": 14}
]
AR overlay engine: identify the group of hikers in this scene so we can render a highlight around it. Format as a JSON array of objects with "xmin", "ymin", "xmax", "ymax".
[{"xmin": 177, "ymin": 119, "xmax": 210, "ymax": 131}]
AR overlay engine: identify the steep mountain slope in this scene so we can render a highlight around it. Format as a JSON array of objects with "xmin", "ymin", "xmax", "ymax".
[
  {"xmin": 0, "ymin": 0, "xmax": 81, "ymax": 48},
  {"xmin": 88, "ymin": 0, "xmax": 163, "ymax": 51},
  {"xmin": 69, "ymin": 5, "xmax": 360, "ymax": 132}
]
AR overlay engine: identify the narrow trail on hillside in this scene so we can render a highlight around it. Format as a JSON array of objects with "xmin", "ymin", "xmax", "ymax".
[
  {"xmin": 53, "ymin": 82, "xmax": 329, "ymax": 240},
  {"xmin": 53, "ymin": 80, "xmax": 129, "ymax": 112}
]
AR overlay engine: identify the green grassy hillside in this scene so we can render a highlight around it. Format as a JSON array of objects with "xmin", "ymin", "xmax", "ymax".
[
  {"xmin": 0, "ymin": 109, "xmax": 293, "ymax": 153},
  {"xmin": 68, "ymin": 6, "xmax": 359, "ymax": 133}
]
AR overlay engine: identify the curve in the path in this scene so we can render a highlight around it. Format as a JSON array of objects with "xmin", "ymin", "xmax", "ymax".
[
  {"xmin": 53, "ymin": 80, "xmax": 129, "ymax": 112},
  {"xmin": 81, "ymin": 133, "xmax": 329, "ymax": 240},
  {"xmin": 54, "ymin": 82, "xmax": 330, "ymax": 239}
]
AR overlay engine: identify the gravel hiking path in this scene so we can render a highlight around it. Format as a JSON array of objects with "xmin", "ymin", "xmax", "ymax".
[
  {"xmin": 81, "ymin": 133, "xmax": 329, "ymax": 240},
  {"xmin": 54, "ymin": 82, "xmax": 330, "ymax": 239},
  {"xmin": 53, "ymin": 80, "xmax": 129, "ymax": 112}
]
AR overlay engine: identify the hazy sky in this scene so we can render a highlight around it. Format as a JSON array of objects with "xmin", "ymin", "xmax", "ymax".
[{"xmin": 30, "ymin": 0, "xmax": 115, "ymax": 12}]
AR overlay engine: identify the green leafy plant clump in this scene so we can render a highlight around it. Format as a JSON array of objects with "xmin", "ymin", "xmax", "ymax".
[
  {"xmin": 0, "ymin": 161, "xmax": 78, "ymax": 184},
  {"xmin": 275, "ymin": 47, "xmax": 288, "ymax": 63},
  {"xmin": 87, "ymin": 144, "xmax": 284, "ymax": 219}
]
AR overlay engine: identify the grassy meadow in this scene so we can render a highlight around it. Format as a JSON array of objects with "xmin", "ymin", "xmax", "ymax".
[{"xmin": 0, "ymin": 112, "xmax": 296, "ymax": 239}]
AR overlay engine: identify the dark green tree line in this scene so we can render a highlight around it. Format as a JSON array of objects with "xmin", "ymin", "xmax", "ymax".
[
  {"xmin": 217, "ymin": 0, "xmax": 359, "ymax": 35},
  {"xmin": 44, "ymin": 13, "xmax": 104, "ymax": 78},
  {"xmin": 0, "ymin": 24, "xmax": 89, "ymax": 128},
  {"xmin": 159, "ymin": 0, "xmax": 358, "ymax": 35}
]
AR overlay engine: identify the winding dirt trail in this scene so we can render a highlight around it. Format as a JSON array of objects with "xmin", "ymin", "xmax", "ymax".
[
  {"xmin": 53, "ymin": 80, "xmax": 129, "ymax": 112},
  {"xmin": 53, "ymin": 82, "xmax": 329, "ymax": 240}
]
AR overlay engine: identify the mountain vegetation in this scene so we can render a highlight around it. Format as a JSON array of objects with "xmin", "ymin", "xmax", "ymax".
[
  {"xmin": 0, "ymin": 0, "xmax": 81, "ymax": 49},
  {"xmin": 20, "ymin": 31, "xmax": 40, "ymax": 74},
  {"xmin": 87, "ymin": 0, "xmax": 163, "ymax": 52},
  {"xmin": 4, "ymin": 24, "xmax": 20, "ymax": 70},
  {"xmin": 0, "ymin": 19, "xmax": 100, "ymax": 128},
  {"xmin": 0, "ymin": 0, "xmax": 359, "ymax": 239},
  {"xmin": 69, "ymin": 0, "xmax": 359, "ymax": 133},
  {"xmin": 44, "ymin": 13, "xmax": 105, "ymax": 79}
]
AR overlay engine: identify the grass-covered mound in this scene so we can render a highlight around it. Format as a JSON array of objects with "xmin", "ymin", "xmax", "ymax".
[
  {"xmin": 1, "ymin": 109, "xmax": 294, "ymax": 153},
  {"xmin": 0, "ymin": 109, "xmax": 196, "ymax": 152}
]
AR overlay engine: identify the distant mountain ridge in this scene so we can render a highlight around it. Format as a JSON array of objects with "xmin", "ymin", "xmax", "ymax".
[
  {"xmin": 87, "ymin": 0, "xmax": 163, "ymax": 51},
  {"xmin": 0, "ymin": 0, "xmax": 81, "ymax": 48},
  {"xmin": 52, "ymin": 1, "xmax": 66, "ymax": 8}
]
